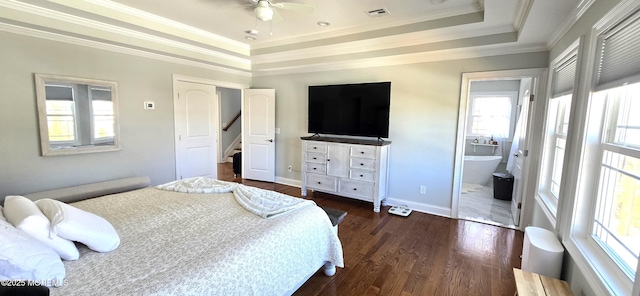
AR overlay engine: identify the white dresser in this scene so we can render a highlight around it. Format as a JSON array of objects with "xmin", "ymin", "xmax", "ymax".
[{"xmin": 301, "ymin": 137, "xmax": 390, "ymax": 212}]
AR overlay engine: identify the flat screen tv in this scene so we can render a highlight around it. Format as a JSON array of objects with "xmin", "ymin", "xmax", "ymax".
[{"xmin": 308, "ymin": 82, "xmax": 391, "ymax": 138}]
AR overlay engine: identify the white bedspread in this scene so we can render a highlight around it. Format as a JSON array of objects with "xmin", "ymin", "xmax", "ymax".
[
  {"xmin": 50, "ymin": 188, "xmax": 344, "ymax": 296},
  {"xmin": 156, "ymin": 178, "xmax": 315, "ymax": 219}
]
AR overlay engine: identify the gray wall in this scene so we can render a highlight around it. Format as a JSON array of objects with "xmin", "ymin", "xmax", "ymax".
[
  {"xmin": 219, "ymin": 87, "xmax": 242, "ymax": 155},
  {"xmin": 0, "ymin": 31, "xmax": 250, "ymax": 199},
  {"xmin": 253, "ymin": 52, "xmax": 548, "ymax": 209}
]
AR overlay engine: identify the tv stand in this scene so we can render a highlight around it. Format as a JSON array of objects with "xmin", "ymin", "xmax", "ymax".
[{"xmin": 300, "ymin": 136, "xmax": 391, "ymax": 212}]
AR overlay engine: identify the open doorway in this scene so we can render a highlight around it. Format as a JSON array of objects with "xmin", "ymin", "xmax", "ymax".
[
  {"xmin": 172, "ymin": 75, "xmax": 248, "ymax": 181},
  {"xmin": 218, "ymin": 87, "xmax": 242, "ymax": 164},
  {"xmin": 452, "ymin": 69, "xmax": 546, "ymax": 229}
]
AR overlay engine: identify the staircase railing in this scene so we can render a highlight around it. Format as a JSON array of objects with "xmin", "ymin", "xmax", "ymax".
[{"xmin": 222, "ymin": 111, "xmax": 241, "ymax": 132}]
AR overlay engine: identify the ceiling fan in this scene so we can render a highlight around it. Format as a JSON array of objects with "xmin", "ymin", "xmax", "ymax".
[{"xmin": 248, "ymin": 0, "xmax": 316, "ymax": 22}]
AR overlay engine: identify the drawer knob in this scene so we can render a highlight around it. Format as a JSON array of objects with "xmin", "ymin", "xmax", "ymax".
[
  {"xmin": 360, "ymin": 174, "xmax": 364, "ymax": 177},
  {"xmin": 353, "ymin": 188, "xmax": 357, "ymax": 191},
  {"xmin": 314, "ymin": 147, "xmax": 317, "ymax": 149},
  {"xmin": 327, "ymin": 159, "xmax": 330, "ymax": 161},
  {"xmin": 313, "ymin": 157, "xmax": 317, "ymax": 160},
  {"xmin": 361, "ymin": 151, "xmax": 364, "ymax": 154},
  {"xmin": 317, "ymin": 182, "xmax": 321, "ymax": 184},
  {"xmin": 360, "ymin": 163, "xmax": 364, "ymax": 166},
  {"xmin": 313, "ymin": 168, "xmax": 317, "ymax": 170}
]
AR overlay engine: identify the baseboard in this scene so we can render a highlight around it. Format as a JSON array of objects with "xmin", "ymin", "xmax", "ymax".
[
  {"xmin": 275, "ymin": 176, "xmax": 301, "ymax": 188},
  {"xmin": 383, "ymin": 197, "xmax": 452, "ymax": 218}
]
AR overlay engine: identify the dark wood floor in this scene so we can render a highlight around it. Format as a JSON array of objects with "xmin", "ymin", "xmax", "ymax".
[{"xmin": 218, "ymin": 163, "xmax": 524, "ymax": 296}]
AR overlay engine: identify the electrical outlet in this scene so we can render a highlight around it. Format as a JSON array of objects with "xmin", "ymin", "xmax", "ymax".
[
  {"xmin": 287, "ymin": 165, "xmax": 292, "ymax": 172},
  {"xmin": 419, "ymin": 185, "xmax": 426, "ymax": 194}
]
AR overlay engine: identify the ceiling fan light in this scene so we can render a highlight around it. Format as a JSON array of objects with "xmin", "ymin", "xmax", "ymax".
[{"xmin": 254, "ymin": 6, "xmax": 273, "ymax": 21}]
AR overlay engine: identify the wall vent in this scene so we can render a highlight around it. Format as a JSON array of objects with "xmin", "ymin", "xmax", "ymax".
[{"xmin": 366, "ymin": 8, "xmax": 390, "ymax": 17}]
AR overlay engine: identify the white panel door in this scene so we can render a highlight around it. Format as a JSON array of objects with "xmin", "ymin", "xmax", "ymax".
[
  {"xmin": 510, "ymin": 85, "xmax": 534, "ymax": 226},
  {"xmin": 242, "ymin": 89, "xmax": 275, "ymax": 182},
  {"xmin": 174, "ymin": 81, "xmax": 218, "ymax": 180}
]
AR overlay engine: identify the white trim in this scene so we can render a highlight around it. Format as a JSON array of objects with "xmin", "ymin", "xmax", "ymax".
[
  {"xmin": 0, "ymin": 0, "xmax": 250, "ymax": 66},
  {"xmin": 383, "ymin": 197, "xmax": 451, "ymax": 218},
  {"xmin": 216, "ymin": 90, "xmax": 223, "ymax": 164},
  {"xmin": 275, "ymin": 177, "xmax": 302, "ymax": 189},
  {"xmin": 546, "ymin": 0, "xmax": 596, "ymax": 48},
  {"xmin": 172, "ymin": 75, "xmax": 250, "ymax": 90},
  {"xmin": 252, "ymin": 43, "xmax": 548, "ymax": 77},
  {"xmin": 83, "ymin": 0, "xmax": 248, "ymax": 52},
  {"xmin": 250, "ymin": 4, "xmax": 483, "ymax": 49},
  {"xmin": 513, "ymin": 0, "xmax": 533, "ymax": 36},
  {"xmin": 0, "ymin": 23, "xmax": 252, "ymax": 77},
  {"xmin": 453, "ymin": 68, "xmax": 547, "ymax": 230},
  {"xmin": 558, "ymin": 1, "xmax": 640, "ymax": 295}
]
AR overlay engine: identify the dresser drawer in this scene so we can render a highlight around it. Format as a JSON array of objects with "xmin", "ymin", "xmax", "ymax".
[
  {"xmin": 306, "ymin": 163, "xmax": 327, "ymax": 174},
  {"xmin": 350, "ymin": 158, "xmax": 376, "ymax": 170},
  {"xmin": 350, "ymin": 146, "xmax": 376, "ymax": 159},
  {"xmin": 349, "ymin": 169, "xmax": 375, "ymax": 182},
  {"xmin": 339, "ymin": 179, "xmax": 374, "ymax": 199},
  {"xmin": 306, "ymin": 142, "xmax": 328, "ymax": 153},
  {"xmin": 306, "ymin": 174, "xmax": 337, "ymax": 192},
  {"xmin": 305, "ymin": 152, "xmax": 326, "ymax": 164}
]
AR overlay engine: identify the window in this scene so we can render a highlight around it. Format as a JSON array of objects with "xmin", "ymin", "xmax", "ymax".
[
  {"xmin": 591, "ymin": 83, "xmax": 640, "ymax": 279},
  {"xmin": 90, "ymin": 87, "xmax": 115, "ymax": 143},
  {"xmin": 538, "ymin": 46, "xmax": 578, "ymax": 218},
  {"xmin": 467, "ymin": 92, "xmax": 517, "ymax": 139},
  {"xmin": 44, "ymin": 85, "xmax": 76, "ymax": 143},
  {"xmin": 567, "ymin": 6, "xmax": 640, "ymax": 295}
]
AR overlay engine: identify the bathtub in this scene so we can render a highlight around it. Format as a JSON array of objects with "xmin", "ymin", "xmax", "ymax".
[{"xmin": 462, "ymin": 155, "xmax": 502, "ymax": 185}]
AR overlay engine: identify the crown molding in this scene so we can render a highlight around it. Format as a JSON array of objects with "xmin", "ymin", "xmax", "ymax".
[
  {"xmin": 250, "ymin": 3, "xmax": 483, "ymax": 49},
  {"xmin": 513, "ymin": 0, "xmax": 533, "ymax": 36},
  {"xmin": 251, "ymin": 24, "xmax": 516, "ymax": 65},
  {"xmin": 252, "ymin": 43, "xmax": 548, "ymax": 77},
  {"xmin": 0, "ymin": 0, "xmax": 251, "ymax": 70},
  {"xmin": 0, "ymin": 22, "xmax": 252, "ymax": 77},
  {"xmin": 546, "ymin": 0, "xmax": 596, "ymax": 49},
  {"xmin": 53, "ymin": 0, "xmax": 249, "ymax": 55}
]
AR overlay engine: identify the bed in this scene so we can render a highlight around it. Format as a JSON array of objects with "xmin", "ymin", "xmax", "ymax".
[{"xmin": 14, "ymin": 177, "xmax": 344, "ymax": 295}]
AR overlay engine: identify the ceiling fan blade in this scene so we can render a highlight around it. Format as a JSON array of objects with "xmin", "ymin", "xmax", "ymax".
[
  {"xmin": 271, "ymin": 2, "xmax": 315, "ymax": 13},
  {"xmin": 271, "ymin": 8, "xmax": 284, "ymax": 22}
]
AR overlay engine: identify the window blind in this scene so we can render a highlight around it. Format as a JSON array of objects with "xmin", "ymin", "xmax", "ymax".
[
  {"xmin": 90, "ymin": 87, "xmax": 112, "ymax": 101},
  {"xmin": 596, "ymin": 11, "xmax": 640, "ymax": 90},
  {"xmin": 552, "ymin": 53, "xmax": 578, "ymax": 97},
  {"xmin": 45, "ymin": 85, "xmax": 73, "ymax": 101}
]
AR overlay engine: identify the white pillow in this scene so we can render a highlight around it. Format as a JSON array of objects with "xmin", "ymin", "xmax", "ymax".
[
  {"xmin": 0, "ymin": 211, "xmax": 66, "ymax": 286},
  {"xmin": 3, "ymin": 196, "xmax": 79, "ymax": 260},
  {"xmin": 36, "ymin": 199, "xmax": 120, "ymax": 252}
]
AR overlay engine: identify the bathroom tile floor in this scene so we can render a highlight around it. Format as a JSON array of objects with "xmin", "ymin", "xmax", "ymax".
[{"xmin": 459, "ymin": 182, "xmax": 516, "ymax": 229}]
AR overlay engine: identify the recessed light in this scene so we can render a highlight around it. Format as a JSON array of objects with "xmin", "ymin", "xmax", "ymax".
[
  {"xmin": 245, "ymin": 29, "xmax": 259, "ymax": 35},
  {"xmin": 245, "ymin": 36, "xmax": 256, "ymax": 41},
  {"xmin": 317, "ymin": 21, "xmax": 330, "ymax": 27}
]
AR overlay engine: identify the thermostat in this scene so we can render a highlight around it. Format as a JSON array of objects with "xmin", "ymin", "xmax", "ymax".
[{"xmin": 144, "ymin": 101, "xmax": 155, "ymax": 110}]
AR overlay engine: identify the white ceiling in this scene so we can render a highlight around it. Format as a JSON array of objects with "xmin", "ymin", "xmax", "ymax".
[{"xmin": 0, "ymin": 0, "xmax": 586, "ymax": 75}]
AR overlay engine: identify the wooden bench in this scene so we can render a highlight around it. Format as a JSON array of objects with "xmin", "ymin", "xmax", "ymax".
[{"xmin": 513, "ymin": 268, "xmax": 573, "ymax": 296}]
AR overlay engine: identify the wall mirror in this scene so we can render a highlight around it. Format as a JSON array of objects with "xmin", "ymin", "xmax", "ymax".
[{"xmin": 35, "ymin": 74, "xmax": 121, "ymax": 156}]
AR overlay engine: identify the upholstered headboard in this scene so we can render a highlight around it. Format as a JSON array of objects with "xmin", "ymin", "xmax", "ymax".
[{"xmin": 23, "ymin": 177, "xmax": 151, "ymax": 203}]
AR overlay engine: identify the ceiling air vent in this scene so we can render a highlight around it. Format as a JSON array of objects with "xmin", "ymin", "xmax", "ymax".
[{"xmin": 366, "ymin": 8, "xmax": 390, "ymax": 17}]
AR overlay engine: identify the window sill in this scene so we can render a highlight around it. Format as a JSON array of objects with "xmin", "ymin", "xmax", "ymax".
[
  {"xmin": 535, "ymin": 192, "xmax": 558, "ymax": 228},
  {"xmin": 564, "ymin": 235, "xmax": 633, "ymax": 296}
]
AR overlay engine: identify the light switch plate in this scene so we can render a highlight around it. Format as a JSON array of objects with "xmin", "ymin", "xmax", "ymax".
[{"xmin": 144, "ymin": 101, "xmax": 155, "ymax": 110}]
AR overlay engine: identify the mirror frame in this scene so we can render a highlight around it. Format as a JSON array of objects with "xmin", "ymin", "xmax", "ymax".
[{"xmin": 35, "ymin": 73, "xmax": 121, "ymax": 156}]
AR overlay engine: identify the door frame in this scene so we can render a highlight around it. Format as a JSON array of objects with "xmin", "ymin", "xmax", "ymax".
[
  {"xmin": 172, "ymin": 75, "xmax": 249, "ymax": 180},
  {"xmin": 451, "ymin": 68, "xmax": 547, "ymax": 230}
]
